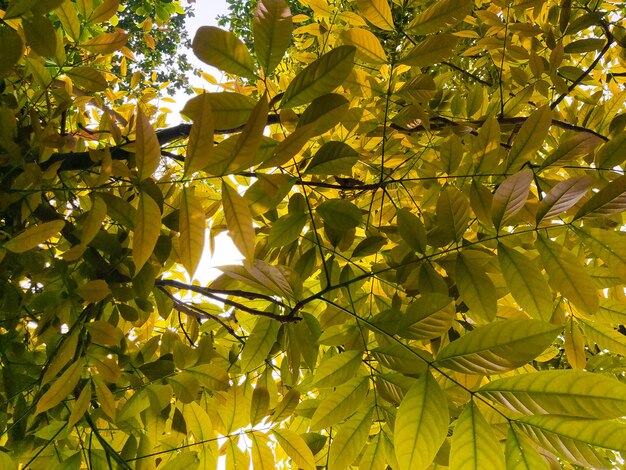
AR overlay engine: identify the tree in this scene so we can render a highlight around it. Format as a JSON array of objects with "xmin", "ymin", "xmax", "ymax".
[{"xmin": 2, "ymin": 0, "xmax": 626, "ymax": 468}]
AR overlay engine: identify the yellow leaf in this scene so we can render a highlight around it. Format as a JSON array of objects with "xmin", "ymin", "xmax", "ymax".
[
  {"xmin": 273, "ymin": 428, "xmax": 316, "ymax": 470},
  {"xmin": 94, "ymin": 377, "xmax": 116, "ymax": 420},
  {"xmin": 90, "ymin": 0, "xmax": 119, "ymax": 23},
  {"xmin": 86, "ymin": 320, "xmax": 123, "ymax": 346},
  {"xmin": 42, "ymin": 330, "xmax": 79, "ymax": 386},
  {"xmin": 184, "ymin": 94, "xmax": 214, "ymax": 176},
  {"xmin": 76, "ymin": 279, "xmax": 111, "ymax": 303},
  {"xmin": 135, "ymin": 106, "xmax": 161, "ymax": 180},
  {"xmin": 23, "ymin": 15, "xmax": 57, "ymax": 58},
  {"xmin": 179, "ymin": 188, "xmax": 206, "ymax": 277},
  {"xmin": 394, "ymin": 372, "xmax": 449, "ymax": 470},
  {"xmin": 82, "ymin": 32, "xmax": 129, "ymax": 54},
  {"xmin": 342, "ymin": 28, "xmax": 387, "ymax": 64},
  {"xmin": 36, "ymin": 361, "xmax": 83, "ymax": 415},
  {"xmin": 133, "ymin": 192, "xmax": 161, "ymax": 270},
  {"xmin": 56, "ymin": 0, "xmax": 81, "ymax": 42},
  {"xmin": 68, "ymin": 382, "xmax": 92, "ymax": 427},
  {"xmin": 222, "ymin": 181, "xmax": 255, "ymax": 264},
  {"xmin": 356, "ymin": 0, "xmax": 394, "ymax": 31},
  {"xmin": 328, "ymin": 406, "xmax": 374, "ymax": 469},
  {"xmin": 4, "ymin": 220, "xmax": 65, "ymax": 253},
  {"xmin": 449, "ymin": 401, "xmax": 505, "ymax": 469},
  {"xmin": 81, "ymin": 196, "xmax": 107, "ymax": 246}
]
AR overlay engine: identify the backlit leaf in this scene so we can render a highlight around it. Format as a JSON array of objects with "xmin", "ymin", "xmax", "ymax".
[
  {"xmin": 4, "ymin": 220, "xmax": 65, "ymax": 253},
  {"xmin": 23, "ymin": 16, "xmax": 57, "ymax": 58},
  {"xmin": 505, "ymin": 426, "xmax": 550, "ymax": 470},
  {"xmin": 492, "ymin": 169, "xmax": 533, "ymax": 229},
  {"xmin": 357, "ymin": 0, "xmax": 394, "ymax": 31},
  {"xmin": 273, "ymin": 429, "xmax": 316, "ymax": 470},
  {"xmin": 574, "ymin": 174, "xmax": 626, "ymax": 220},
  {"xmin": 68, "ymin": 382, "xmax": 91, "ymax": 427},
  {"xmin": 536, "ymin": 235, "xmax": 598, "ymax": 315},
  {"xmin": 82, "ymin": 32, "xmax": 128, "ymax": 53},
  {"xmin": 479, "ymin": 370, "xmax": 626, "ymax": 419},
  {"xmin": 185, "ymin": 94, "xmax": 214, "ymax": 176},
  {"xmin": 401, "ymin": 34, "xmax": 458, "ymax": 67},
  {"xmin": 135, "ymin": 106, "xmax": 161, "ymax": 181},
  {"xmin": 305, "ymin": 141, "xmax": 358, "ymax": 175},
  {"xmin": 192, "ymin": 26, "xmax": 257, "ymax": 80},
  {"xmin": 0, "ymin": 26, "xmax": 23, "ymax": 76},
  {"xmin": 133, "ymin": 192, "xmax": 161, "ymax": 271},
  {"xmin": 281, "ymin": 46, "xmax": 356, "ymax": 108},
  {"xmin": 536, "ymin": 176, "xmax": 593, "ymax": 223},
  {"xmin": 498, "ymin": 243, "xmax": 553, "ymax": 321},
  {"xmin": 310, "ymin": 376, "xmax": 369, "ymax": 430},
  {"xmin": 436, "ymin": 186, "xmax": 469, "ymax": 242},
  {"xmin": 435, "ymin": 319, "xmax": 561, "ymax": 374},
  {"xmin": 182, "ymin": 92, "xmax": 256, "ymax": 131},
  {"xmin": 311, "ymin": 350, "xmax": 363, "ymax": 388},
  {"xmin": 222, "ymin": 181, "xmax": 256, "ymax": 264},
  {"xmin": 179, "ymin": 188, "xmax": 206, "ymax": 278},
  {"xmin": 328, "ymin": 405, "xmax": 374, "ymax": 469},
  {"xmin": 408, "ymin": 0, "xmax": 472, "ymax": 34},
  {"xmin": 449, "ymin": 401, "xmax": 505, "ymax": 470},
  {"xmin": 342, "ymin": 28, "xmax": 387, "ymax": 64},
  {"xmin": 67, "ymin": 67, "xmax": 108, "ymax": 92},
  {"xmin": 253, "ymin": 0, "xmax": 293, "ymax": 75},
  {"xmin": 56, "ymin": 0, "xmax": 80, "ymax": 41},
  {"xmin": 240, "ymin": 317, "xmax": 280, "ymax": 373},
  {"xmin": 456, "ymin": 252, "xmax": 497, "ymax": 322},
  {"xmin": 505, "ymin": 106, "xmax": 552, "ymax": 171},
  {"xmin": 36, "ymin": 361, "xmax": 82, "ymax": 415},
  {"xmin": 394, "ymin": 372, "xmax": 449, "ymax": 470},
  {"xmin": 317, "ymin": 199, "xmax": 362, "ymax": 231}
]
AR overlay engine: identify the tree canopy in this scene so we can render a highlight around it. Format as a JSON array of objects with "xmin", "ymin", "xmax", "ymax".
[{"xmin": 2, "ymin": 0, "xmax": 626, "ymax": 468}]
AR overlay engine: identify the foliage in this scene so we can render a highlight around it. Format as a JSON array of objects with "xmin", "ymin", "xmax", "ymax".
[{"xmin": 2, "ymin": 0, "xmax": 626, "ymax": 468}]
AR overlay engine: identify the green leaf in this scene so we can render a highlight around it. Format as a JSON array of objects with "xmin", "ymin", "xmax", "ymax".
[
  {"xmin": 478, "ymin": 370, "xmax": 626, "ymax": 419},
  {"xmin": 394, "ymin": 372, "xmax": 449, "ymax": 470},
  {"xmin": 310, "ymin": 376, "xmax": 369, "ymax": 431},
  {"xmin": 456, "ymin": 252, "xmax": 497, "ymax": 322},
  {"xmin": 179, "ymin": 188, "xmax": 205, "ymax": 278},
  {"xmin": 267, "ymin": 212, "xmax": 307, "ymax": 247},
  {"xmin": 133, "ymin": 192, "xmax": 161, "ymax": 271},
  {"xmin": 135, "ymin": 106, "xmax": 161, "ymax": 181},
  {"xmin": 408, "ymin": 0, "xmax": 472, "ymax": 34},
  {"xmin": 89, "ymin": 0, "xmax": 119, "ymax": 23},
  {"xmin": 0, "ymin": 26, "xmax": 23, "ymax": 77},
  {"xmin": 580, "ymin": 320, "xmax": 626, "ymax": 356},
  {"xmin": 396, "ymin": 208, "xmax": 427, "ymax": 253},
  {"xmin": 498, "ymin": 243, "xmax": 553, "ymax": 321},
  {"xmin": 4, "ymin": 220, "xmax": 65, "ymax": 253},
  {"xmin": 341, "ymin": 28, "xmax": 387, "ymax": 64},
  {"xmin": 536, "ymin": 235, "xmax": 598, "ymax": 315},
  {"xmin": 573, "ymin": 174, "xmax": 626, "ymax": 220},
  {"xmin": 68, "ymin": 382, "xmax": 92, "ymax": 427},
  {"xmin": 222, "ymin": 181, "xmax": 256, "ymax": 264},
  {"xmin": 372, "ymin": 344, "xmax": 431, "ymax": 375},
  {"xmin": 240, "ymin": 317, "xmax": 280, "ymax": 373},
  {"xmin": 576, "ymin": 227, "xmax": 626, "ymax": 278},
  {"xmin": 311, "ymin": 350, "xmax": 363, "ymax": 388},
  {"xmin": 356, "ymin": 0, "xmax": 394, "ymax": 31},
  {"xmin": 192, "ymin": 26, "xmax": 257, "ymax": 80},
  {"xmin": 535, "ymin": 176, "xmax": 592, "ymax": 223},
  {"xmin": 505, "ymin": 426, "xmax": 550, "ymax": 470},
  {"xmin": 401, "ymin": 34, "xmax": 459, "ymax": 67},
  {"xmin": 436, "ymin": 186, "xmax": 470, "ymax": 242},
  {"xmin": 273, "ymin": 429, "xmax": 316, "ymax": 470},
  {"xmin": 305, "ymin": 141, "xmax": 358, "ymax": 175},
  {"xmin": 472, "ymin": 116, "xmax": 501, "ymax": 174},
  {"xmin": 36, "ymin": 361, "xmax": 83, "ymax": 415},
  {"xmin": 317, "ymin": 199, "xmax": 362, "ymax": 230},
  {"xmin": 516, "ymin": 416, "xmax": 626, "ymax": 467},
  {"xmin": 450, "ymin": 401, "xmax": 505, "ymax": 470},
  {"xmin": 23, "ymin": 15, "xmax": 57, "ymax": 58},
  {"xmin": 492, "ymin": 169, "xmax": 533, "ymax": 229},
  {"xmin": 67, "ymin": 67, "xmax": 108, "ymax": 92},
  {"xmin": 297, "ymin": 93, "xmax": 350, "ymax": 133},
  {"xmin": 253, "ymin": 0, "xmax": 293, "ymax": 75},
  {"xmin": 328, "ymin": 405, "xmax": 374, "ymax": 469},
  {"xmin": 435, "ymin": 319, "xmax": 561, "ymax": 374},
  {"xmin": 281, "ymin": 46, "xmax": 356, "ymax": 108},
  {"xmin": 505, "ymin": 106, "xmax": 552, "ymax": 171},
  {"xmin": 596, "ymin": 133, "xmax": 626, "ymax": 168}
]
